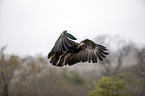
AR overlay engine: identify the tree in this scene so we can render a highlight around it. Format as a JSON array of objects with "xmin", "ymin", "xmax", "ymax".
[
  {"xmin": 137, "ymin": 48, "xmax": 145, "ymax": 77},
  {"xmin": 95, "ymin": 35, "xmax": 135, "ymax": 76},
  {"xmin": 0, "ymin": 46, "xmax": 23, "ymax": 96},
  {"xmin": 88, "ymin": 73, "xmax": 133, "ymax": 96}
]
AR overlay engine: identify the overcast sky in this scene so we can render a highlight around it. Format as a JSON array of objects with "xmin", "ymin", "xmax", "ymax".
[{"xmin": 0, "ymin": 0, "xmax": 145, "ymax": 56}]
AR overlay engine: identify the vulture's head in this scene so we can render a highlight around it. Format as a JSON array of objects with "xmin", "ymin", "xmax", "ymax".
[{"xmin": 80, "ymin": 43, "xmax": 86, "ymax": 51}]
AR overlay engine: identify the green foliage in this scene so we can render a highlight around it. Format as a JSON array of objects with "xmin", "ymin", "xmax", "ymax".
[
  {"xmin": 0, "ymin": 47, "xmax": 86, "ymax": 96},
  {"xmin": 1, "ymin": 46, "xmax": 144, "ymax": 96},
  {"xmin": 88, "ymin": 73, "xmax": 133, "ymax": 96}
]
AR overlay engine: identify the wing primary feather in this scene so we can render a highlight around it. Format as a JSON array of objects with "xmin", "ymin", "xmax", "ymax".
[
  {"xmin": 67, "ymin": 33, "xmax": 77, "ymax": 40},
  {"xmin": 48, "ymin": 52, "xmax": 52, "ymax": 59},
  {"xmin": 68, "ymin": 55, "xmax": 75, "ymax": 65},
  {"xmin": 72, "ymin": 54, "xmax": 77, "ymax": 64},
  {"xmin": 84, "ymin": 49, "xmax": 88, "ymax": 62},
  {"xmin": 62, "ymin": 38, "xmax": 70, "ymax": 51},
  {"xmin": 92, "ymin": 51, "xmax": 97, "ymax": 63},
  {"xmin": 57, "ymin": 38, "xmax": 63, "ymax": 52},
  {"xmin": 71, "ymin": 55, "xmax": 76, "ymax": 65},
  {"xmin": 98, "ymin": 49, "xmax": 109, "ymax": 55},
  {"xmin": 75, "ymin": 51, "xmax": 82, "ymax": 63},
  {"xmin": 96, "ymin": 52, "xmax": 103, "ymax": 61},
  {"xmin": 66, "ymin": 37, "xmax": 75, "ymax": 45},
  {"xmin": 50, "ymin": 57, "xmax": 54, "ymax": 63},
  {"xmin": 93, "ymin": 51, "xmax": 98, "ymax": 63},
  {"xmin": 64, "ymin": 38, "xmax": 73, "ymax": 47},
  {"xmin": 82, "ymin": 51, "xmax": 86, "ymax": 62},
  {"xmin": 53, "ymin": 40, "xmax": 59, "ymax": 51},
  {"xmin": 98, "ymin": 51, "xmax": 106, "ymax": 58},
  {"xmin": 75, "ymin": 54, "xmax": 80, "ymax": 63},
  {"xmin": 97, "ymin": 44, "xmax": 106, "ymax": 49},
  {"xmin": 52, "ymin": 58, "xmax": 59, "ymax": 66},
  {"xmin": 96, "ymin": 44, "xmax": 108, "ymax": 51},
  {"xmin": 65, "ymin": 58, "xmax": 69, "ymax": 65},
  {"xmin": 88, "ymin": 50, "xmax": 92, "ymax": 63},
  {"xmin": 79, "ymin": 51, "xmax": 82, "ymax": 62}
]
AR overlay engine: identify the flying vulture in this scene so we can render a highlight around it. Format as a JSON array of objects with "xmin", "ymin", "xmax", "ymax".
[{"xmin": 47, "ymin": 30, "xmax": 109, "ymax": 67}]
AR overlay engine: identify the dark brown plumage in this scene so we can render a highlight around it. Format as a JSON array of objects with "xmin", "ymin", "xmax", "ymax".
[{"xmin": 47, "ymin": 30, "xmax": 109, "ymax": 67}]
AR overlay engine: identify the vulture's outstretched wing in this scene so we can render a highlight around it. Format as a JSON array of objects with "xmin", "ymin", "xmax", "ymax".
[
  {"xmin": 48, "ymin": 30, "xmax": 77, "ymax": 59},
  {"xmin": 66, "ymin": 39, "xmax": 109, "ymax": 65}
]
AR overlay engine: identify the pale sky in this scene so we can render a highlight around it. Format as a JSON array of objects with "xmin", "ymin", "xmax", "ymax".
[{"xmin": 0, "ymin": 0, "xmax": 145, "ymax": 56}]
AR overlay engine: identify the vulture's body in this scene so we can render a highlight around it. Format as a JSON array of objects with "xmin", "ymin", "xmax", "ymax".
[{"xmin": 48, "ymin": 30, "xmax": 109, "ymax": 67}]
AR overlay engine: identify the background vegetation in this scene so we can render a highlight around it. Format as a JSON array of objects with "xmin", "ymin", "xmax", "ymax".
[{"xmin": 0, "ymin": 35, "xmax": 145, "ymax": 96}]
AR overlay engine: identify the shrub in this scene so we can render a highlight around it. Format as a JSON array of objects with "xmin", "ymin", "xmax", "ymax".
[{"xmin": 88, "ymin": 73, "xmax": 133, "ymax": 96}]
